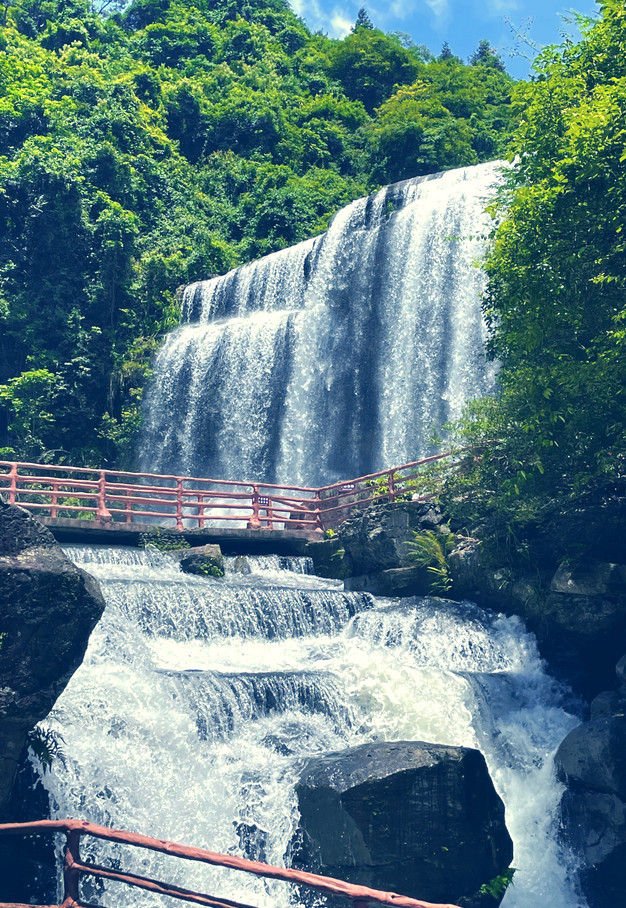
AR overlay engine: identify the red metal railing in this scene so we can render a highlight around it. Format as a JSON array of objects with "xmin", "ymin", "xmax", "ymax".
[
  {"xmin": 0, "ymin": 818, "xmax": 462, "ymax": 908},
  {"xmin": 0, "ymin": 454, "xmax": 454, "ymax": 534}
]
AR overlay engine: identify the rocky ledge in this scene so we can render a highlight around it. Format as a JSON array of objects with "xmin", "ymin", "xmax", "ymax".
[
  {"xmin": 307, "ymin": 499, "xmax": 626, "ymax": 698},
  {"xmin": 0, "ymin": 499, "xmax": 105, "ymax": 814},
  {"xmin": 555, "ymin": 655, "xmax": 626, "ymax": 907}
]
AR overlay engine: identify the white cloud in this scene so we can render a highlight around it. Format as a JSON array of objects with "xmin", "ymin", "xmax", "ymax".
[
  {"xmin": 484, "ymin": 0, "xmax": 520, "ymax": 13},
  {"xmin": 289, "ymin": 1, "xmax": 355, "ymax": 37},
  {"xmin": 330, "ymin": 11, "xmax": 354, "ymax": 36},
  {"xmin": 425, "ymin": 0, "xmax": 450, "ymax": 20},
  {"xmin": 386, "ymin": 0, "xmax": 450, "ymax": 27}
]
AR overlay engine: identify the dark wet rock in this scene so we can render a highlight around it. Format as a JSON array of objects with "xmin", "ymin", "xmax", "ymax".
[
  {"xmin": 449, "ymin": 544, "xmax": 626, "ymax": 698},
  {"xmin": 0, "ymin": 498, "xmax": 106, "ymax": 902},
  {"xmin": 556, "ymin": 668, "xmax": 626, "ymax": 908},
  {"xmin": 590, "ymin": 689, "xmax": 626, "ymax": 720},
  {"xmin": 345, "ymin": 566, "xmax": 430, "ymax": 596},
  {"xmin": 292, "ymin": 739, "xmax": 512, "ymax": 906},
  {"xmin": 171, "ymin": 544, "xmax": 225, "ymax": 577},
  {"xmin": 308, "ymin": 501, "xmax": 448, "ymax": 591},
  {"xmin": 230, "ymin": 555, "xmax": 252, "ymax": 574},
  {"xmin": 0, "ymin": 500, "xmax": 105, "ymax": 815}
]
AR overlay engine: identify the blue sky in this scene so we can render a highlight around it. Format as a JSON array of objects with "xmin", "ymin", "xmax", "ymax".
[{"xmin": 289, "ymin": 0, "xmax": 601, "ymax": 78}]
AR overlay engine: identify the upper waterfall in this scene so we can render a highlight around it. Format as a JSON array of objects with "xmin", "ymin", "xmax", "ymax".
[{"xmin": 139, "ymin": 162, "xmax": 503, "ymax": 486}]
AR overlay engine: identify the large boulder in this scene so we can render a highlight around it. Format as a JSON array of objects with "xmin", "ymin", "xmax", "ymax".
[
  {"xmin": 556, "ymin": 658, "xmax": 626, "ymax": 907},
  {"xmin": 292, "ymin": 740, "xmax": 513, "ymax": 906},
  {"xmin": 0, "ymin": 499, "xmax": 105, "ymax": 814}
]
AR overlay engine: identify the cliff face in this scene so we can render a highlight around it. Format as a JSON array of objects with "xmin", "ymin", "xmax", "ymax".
[
  {"xmin": 307, "ymin": 499, "xmax": 626, "ymax": 699},
  {"xmin": 0, "ymin": 499, "xmax": 106, "ymax": 814}
]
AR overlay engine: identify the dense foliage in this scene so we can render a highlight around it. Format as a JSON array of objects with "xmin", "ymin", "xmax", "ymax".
[
  {"xmin": 445, "ymin": 0, "xmax": 626, "ymax": 541},
  {"xmin": 0, "ymin": 0, "xmax": 516, "ymax": 466}
]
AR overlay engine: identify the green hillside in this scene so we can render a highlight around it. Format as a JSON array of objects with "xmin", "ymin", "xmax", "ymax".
[{"xmin": 0, "ymin": 0, "xmax": 516, "ymax": 465}]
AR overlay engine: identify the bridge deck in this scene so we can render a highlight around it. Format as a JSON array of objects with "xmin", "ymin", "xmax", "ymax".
[{"xmin": 41, "ymin": 517, "xmax": 315, "ymax": 555}]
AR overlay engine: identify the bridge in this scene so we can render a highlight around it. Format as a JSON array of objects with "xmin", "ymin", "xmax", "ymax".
[{"xmin": 0, "ymin": 455, "xmax": 452, "ymax": 548}]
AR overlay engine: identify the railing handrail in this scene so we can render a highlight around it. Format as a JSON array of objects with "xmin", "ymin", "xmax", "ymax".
[
  {"xmin": 0, "ymin": 818, "xmax": 462, "ymax": 908},
  {"xmin": 0, "ymin": 452, "xmax": 456, "ymax": 533},
  {"xmin": 0, "ymin": 461, "xmax": 319, "ymax": 493},
  {"xmin": 0, "ymin": 454, "xmax": 453, "ymax": 494},
  {"xmin": 315, "ymin": 452, "xmax": 454, "ymax": 494}
]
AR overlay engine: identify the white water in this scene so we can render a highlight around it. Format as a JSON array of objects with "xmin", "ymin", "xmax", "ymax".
[
  {"xmin": 140, "ymin": 163, "xmax": 501, "ymax": 486},
  {"xmin": 37, "ymin": 546, "xmax": 585, "ymax": 907}
]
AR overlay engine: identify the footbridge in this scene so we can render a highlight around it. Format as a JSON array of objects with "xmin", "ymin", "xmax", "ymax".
[{"xmin": 0, "ymin": 455, "xmax": 452, "ymax": 550}]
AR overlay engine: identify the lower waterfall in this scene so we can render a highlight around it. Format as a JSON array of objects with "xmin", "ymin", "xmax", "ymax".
[{"xmin": 36, "ymin": 545, "xmax": 586, "ymax": 907}]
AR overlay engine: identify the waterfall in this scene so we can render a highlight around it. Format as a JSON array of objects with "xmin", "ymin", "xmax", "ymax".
[
  {"xmin": 36, "ymin": 546, "xmax": 586, "ymax": 907},
  {"xmin": 140, "ymin": 162, "xmax": 501, "ymax": 485}
]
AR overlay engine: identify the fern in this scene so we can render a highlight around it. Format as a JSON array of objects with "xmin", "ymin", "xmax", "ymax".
[
  {"xmin": 27, "ymin": 726, "xmax": 66, "ymax": 773},
  {"xmin": 407, "ymin": 530, "xmax": 455, "ymax": 593}
]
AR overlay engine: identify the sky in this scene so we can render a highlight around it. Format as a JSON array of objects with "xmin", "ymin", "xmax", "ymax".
[{"xmin": 289, "ymin": 0, "xmax": 601, "ymax": 78}]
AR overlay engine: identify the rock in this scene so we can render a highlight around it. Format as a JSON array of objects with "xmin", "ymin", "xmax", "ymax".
[
  {"xmin": 171, "ymin": 544, "xmax": 224, "ymax": 578},
  {"xmin": 556, "ymin": 717, "xmax": 626, "ymax": 796},
  {"xmin": 615, "ymin": 654, "xmax": 626, "ymax": 685},
  {"xmin": 231, "ymin": 555, "xmax": 252, "ymax": 574},
  {"xmin": 449, "ymin": 545, "xmax": 626, "ymax": 698},
  {"xmin": 292, "ymin": 740, "xmax": 512, "ymax": 906},
  {"xmin": 305, "ymin": 537, "xmax": 352, "ymax": 580},
  {"xmin": 0, "ymin": 500, "xmax": 106, "ymax": 814},
  {"xmin": 590, "ymin": 689, "xmax": 626, "ymax": 719},
  {"xmin": 556, "ymin": 714, "xmax": 626, "ymax": 906},
  {"xmin": 308, "ymin": 501, "xmax": 450, "ymax": 591},
  {"xmin": 345, "ymin": 566, "xmax": 430, "ymax": 597}
]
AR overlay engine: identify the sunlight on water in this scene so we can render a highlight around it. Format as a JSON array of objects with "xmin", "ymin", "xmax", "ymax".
[
  {"xmin": 34, "ymin": 544, "xmax": 587, "ymax": 908},
  {"xmin": 140, "ymin": 163, "xmax": 502, "ymax": 486}
]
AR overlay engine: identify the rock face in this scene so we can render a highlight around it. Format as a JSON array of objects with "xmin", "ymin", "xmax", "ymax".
[
  {"xmin": 292, "ymin": 740, "xmax": 513, "ymax": 906},
  {"xmin": 307, "ymin": 501, "xmax": 449, "ymax": 596},
  {"xmin": 556, "ymin": 657, "xmax": 626, "ymax": 907},
  {"xmin": 448, "ymin": 538, "xmax": 626, "ymax": 697},
  {"xmin": 308, "ymin": 497, "xmax": 626, "ymax": 697},
  {"xmin": 0, "ymin": 499, "xmax": 106, "ymax": 814}
]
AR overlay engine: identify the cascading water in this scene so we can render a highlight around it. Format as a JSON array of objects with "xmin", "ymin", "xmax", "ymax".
[
  {"xmin": 140, "ymin": 162, "xmax": 501, "ymax": 486},
  {"xmin": 28, "ymin": 162, "xmax": 585, "ymax": 907},
  {"xmin": 37, "ymin": 545, "xmax": 586, "ymax": 907}
]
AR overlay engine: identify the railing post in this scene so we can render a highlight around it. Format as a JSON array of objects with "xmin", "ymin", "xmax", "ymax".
[
  {"xmin": 124, "ymin": 490, "xmax": 132, "ymax": 524},
  {"xmin": 96, "ymin": 471, "xmax": 112, "ymax": 524},
  {"xmin": 197, "ymin": 495, "xmax": 205, "ymax": 530},
  {"xmin": 247, "ymin": 485, "xmax": 261, "ymax": 529},
  {"xmin": 50, "ymin": 480, "xmax": 59, "ymax": 519},
  {"xmin": 8, "ymin": 462, "xmax": 18, "ymax": 504},
  {"xmin": 176, "ymin": 479, "xmax": 184, "ymax": 531},
  {"xmin": 313, "ymin": 494, "xmax": 324, "ymax": 533},
  {"xmin": 388, "ymin": 470, "xmax": 396, "ymax": 502},
  {"xmin": 63, "ymin": 827, "xmax": 81, "ymax": 904}
]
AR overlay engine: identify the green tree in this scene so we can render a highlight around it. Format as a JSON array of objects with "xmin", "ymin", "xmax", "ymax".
[
  {"xmin": 448, "ymin": 0, "xmax": 626, "ymax": 527},
  {"xmin": 353, "ymin": 7, "xmax": 373, "ymax": 31},
  {"xmin": 470, "ymin": 38, "xmax": 506, "ymax": 72},
  {"xmin": 328, "ymin": 27, "xmax": 420, "ymax": 114}
]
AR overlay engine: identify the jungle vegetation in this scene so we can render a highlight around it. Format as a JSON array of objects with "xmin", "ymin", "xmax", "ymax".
[
  {"xmin": 0, "ymin": 0, "xmax": 516, "ymax": 465},
  {"xmin": 443, "ymin": 0, "xmax": 626, "ymax": 541}
]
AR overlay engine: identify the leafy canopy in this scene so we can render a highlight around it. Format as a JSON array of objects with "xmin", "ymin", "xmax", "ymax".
[
  {"xmin": 0, "ymin": 0, "xmax": 516, "ymax": 466},
  {"xmin": 444, "ymin": 0, "xmax": 626, "ymax": 537}
]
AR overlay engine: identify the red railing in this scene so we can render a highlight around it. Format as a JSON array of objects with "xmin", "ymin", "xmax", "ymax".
[
  {"xmin": 0, "ymin": 818, "xmax": 462, "ymax": 908},
  {"xmin": 0, "ymin": 454, "xmax": 454, "ymax": 535}
]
